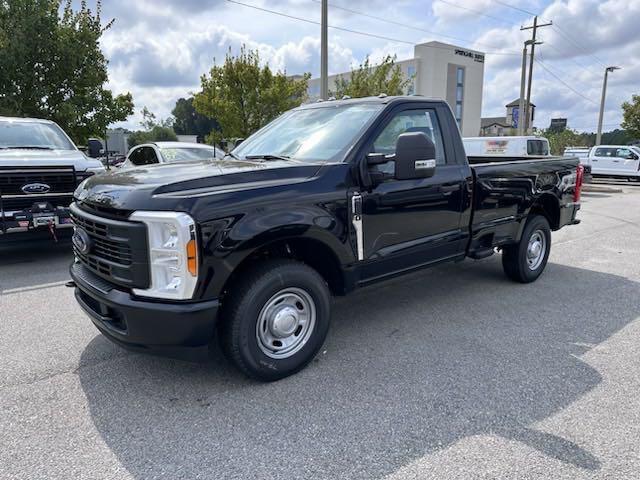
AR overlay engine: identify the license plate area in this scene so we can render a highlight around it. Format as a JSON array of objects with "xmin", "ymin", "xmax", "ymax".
[{"xmin": 32, "ymin": 215, "xmax": 59, "ymax": 228}]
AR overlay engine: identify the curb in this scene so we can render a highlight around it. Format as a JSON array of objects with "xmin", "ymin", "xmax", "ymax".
[{"xmin": 582, "ymin": 184, "xmax": 624, "ymax": 194}]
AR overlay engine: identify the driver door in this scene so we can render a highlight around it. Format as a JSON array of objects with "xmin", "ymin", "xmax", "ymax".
[{"xmin": 358, "ymin": 105, "xmax": 467, "ymax": 281}]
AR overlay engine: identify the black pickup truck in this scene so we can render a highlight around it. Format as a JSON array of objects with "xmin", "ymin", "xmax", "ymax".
[{"xmin": 70, "ymin": 96, "xmax": 583, "ymax": 381}]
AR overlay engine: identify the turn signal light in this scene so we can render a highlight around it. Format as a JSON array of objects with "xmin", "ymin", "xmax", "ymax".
[{"xmin": 186, "ymin": 239, "xmax": 198, "ymax": 277}]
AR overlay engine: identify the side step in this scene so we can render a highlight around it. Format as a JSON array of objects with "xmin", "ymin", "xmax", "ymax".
[{"xmin": 469, "ymin": 248, "xmax": 495, "ymax": 260}]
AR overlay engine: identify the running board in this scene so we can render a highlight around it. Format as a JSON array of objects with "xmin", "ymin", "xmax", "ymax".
[{"xmin": 468, "ymin": 248, "xmax": 495, "ymax": 260}]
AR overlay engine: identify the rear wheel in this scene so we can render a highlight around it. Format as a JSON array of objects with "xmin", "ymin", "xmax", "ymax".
[
  {"xmin": 219, "ymin": 259, "xmax": 331, "ymax": 381},
  {"xmin": 502, "ymin": 215, "xmax": 551, "ymax": 283}
]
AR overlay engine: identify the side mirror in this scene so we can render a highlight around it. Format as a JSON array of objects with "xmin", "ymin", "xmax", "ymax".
[{"xmin": 394, "ymin": 132, "xmax": 437, "ymax": 180}]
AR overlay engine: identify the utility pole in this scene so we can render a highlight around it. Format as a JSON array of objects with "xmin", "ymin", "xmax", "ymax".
[
  {"xmin": 521, "ymin": 16, "xmax": 552, "ymax": 133},
  {"xmin": 517, "ymin": 44, "xmax": 528, "ymax": 136},
  {"xmin": 518, "ymin": 39, "xmax": 543, "ymax": 136},
  {"xmin": 320, "ymin": 0, "xmax": 329, "ymax": 100},
  {"xmin": 596, "ymin": 66, "xmax": 620, "ymax": 146}
]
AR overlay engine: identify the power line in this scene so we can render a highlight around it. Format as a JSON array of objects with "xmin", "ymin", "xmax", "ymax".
[
  {"xmin": 225, "ymin": 0, "xmax": 413, "ymax": 45},
  {"xmin": 550, "ymin": 23, "xmax": 607, "ymax": 69},
  {"xmin": 487, "ymin": 1, "xmax": 611, "ymax": 70},
  {"xmin": 491, "ymin": 0, "xmax": 538, "ymax": 17},
  {"xmin": 537, "ymin": 35, "xmax": 594, "ymax": 76},
  {"xmin": 225, "ymin": 0, "xmax": 520, "ymax": 55},
  {"xmin": 534, "ymin": 58, "xmax": 599, "ymax": 106},
  {"xmin": 436, "ymin": 0, "xmax": 514, "ymax": 25},
  {"xmin": 311, "ymin": 0, "xmax": 519, "ymax": 52}
]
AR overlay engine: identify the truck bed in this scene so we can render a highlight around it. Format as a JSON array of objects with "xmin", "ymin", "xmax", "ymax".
[{"xmin": 467, "ymin": 155, "xmax": 580, "ymax": 255}]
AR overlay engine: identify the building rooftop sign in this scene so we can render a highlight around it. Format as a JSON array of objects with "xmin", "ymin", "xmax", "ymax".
[{"xmin": 454, "ymin": 49, "xmax": 485, "ymax": 63}]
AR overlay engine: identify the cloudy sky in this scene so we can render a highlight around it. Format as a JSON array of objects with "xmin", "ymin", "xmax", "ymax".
[{"xmin": 87, "ymin": 0, "xmax": 639, "ymax": 132}]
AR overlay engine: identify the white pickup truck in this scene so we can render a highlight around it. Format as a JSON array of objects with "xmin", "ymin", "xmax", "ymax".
[
  {"xmin": 0, "ymin": 116, "xmax": 106, "ymax": 241},
  {"xmin": 583, "ymin": 145, "xmax": 640, "ymax": 182}
]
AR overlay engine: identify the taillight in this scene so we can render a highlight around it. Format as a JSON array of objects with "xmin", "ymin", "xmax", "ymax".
[{"xmin": 574, "ymin": 165, "xmax": 584, "ymax": 203}]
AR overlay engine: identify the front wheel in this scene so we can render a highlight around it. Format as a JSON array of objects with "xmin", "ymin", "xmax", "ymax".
[
  {"xmin": 219, "ymin": 259, "xmax": 331, "ymax": 381},
  {"xmin": 502, "ymin": 215, "xmax": 552, "ymax": 283}
]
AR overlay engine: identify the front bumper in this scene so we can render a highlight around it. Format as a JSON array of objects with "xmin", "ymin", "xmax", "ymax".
[
  {"xmin": 1, "ymin": 206, "xmax": 74, "ymax": 235},
  {"xmin": 70, "ymin": 263, "xmax": 220, "ymax": 353}
]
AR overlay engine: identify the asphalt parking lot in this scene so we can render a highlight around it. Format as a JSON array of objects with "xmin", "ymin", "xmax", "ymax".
[{"xmin": 1, "ymin": 181, "xmax": 639, "ymax": 480}]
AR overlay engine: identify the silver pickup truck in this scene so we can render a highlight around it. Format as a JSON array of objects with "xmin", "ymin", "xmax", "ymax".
[{"xmin": 0, "ymin": 116, "xmax": 105, "ymax": 241}]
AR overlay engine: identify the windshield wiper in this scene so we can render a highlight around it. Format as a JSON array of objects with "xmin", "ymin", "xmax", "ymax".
[
  {"xmin": 245, "ymin": 154, "xmax": 293, "ymax": 162},
  {"xmin": 223, "ymin": 152, "xmax": 241, "ymax": 161},
  {"xmin": 1, "ymin": 145, "xmax": 55, "ymax": 150}
]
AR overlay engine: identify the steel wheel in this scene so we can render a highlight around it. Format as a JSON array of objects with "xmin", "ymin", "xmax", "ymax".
[
  {"xmin": 256, "ymin": 287, "xmax": 317, "ymax": 359},
  {"xmin": 526, "ymin": 229, "xmax": 547, "ymax": 271}
]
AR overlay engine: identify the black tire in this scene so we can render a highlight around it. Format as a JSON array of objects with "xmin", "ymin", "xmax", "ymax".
[
  {"xmin": 502, "ymin": 215, "xmax": 551, "ymax": 283},
  {"xmin": 219, "ymin": 259, "xmax": 331, "ymax": 381}
]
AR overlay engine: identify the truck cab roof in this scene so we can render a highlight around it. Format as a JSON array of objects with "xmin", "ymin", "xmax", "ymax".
[
  {"xmin": 298, "ymin": 95, "xmax": 445, "ymax": 110},
  {"xmin": 0, "ymin": 116, "xmax": 57, "ymax": 125}
]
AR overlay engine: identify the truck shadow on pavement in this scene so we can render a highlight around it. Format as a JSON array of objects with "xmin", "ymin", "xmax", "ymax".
[
  {"xmin": 0, "ymin": 237, "xmax": 73, "ymax": 291},
  {"xmin": 79, "ymin": 258, "xmax": 639, "ymax": 479}
]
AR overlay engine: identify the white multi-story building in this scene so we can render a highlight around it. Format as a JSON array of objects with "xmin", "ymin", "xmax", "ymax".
[{"xmin": 307, "ymin": 41, "xmax": 485, "ymax": 137}]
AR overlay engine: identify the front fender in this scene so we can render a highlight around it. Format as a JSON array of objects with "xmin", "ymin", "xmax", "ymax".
[{"xmin": 195, "ymin": 204, "xmax": 353, "ymax": 300}]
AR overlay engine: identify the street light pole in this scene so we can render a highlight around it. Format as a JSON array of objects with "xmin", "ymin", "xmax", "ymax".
[
  {"xmin": 320, "ymin": 0, "xmax": 329, "ymax": 100},
  {"xmin": 596, "ymin": 66, "xmax": 620, "ymax": 146}
]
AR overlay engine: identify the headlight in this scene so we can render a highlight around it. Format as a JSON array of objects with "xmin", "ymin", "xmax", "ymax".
[{"xmin": 129, "ymin": 211, "xmax": 199, "ymax": 300}]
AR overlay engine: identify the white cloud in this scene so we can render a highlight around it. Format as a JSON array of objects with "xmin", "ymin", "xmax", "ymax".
[{"xmin": 97, "ymin": 0, "xmax": 638, "ymax": 133}]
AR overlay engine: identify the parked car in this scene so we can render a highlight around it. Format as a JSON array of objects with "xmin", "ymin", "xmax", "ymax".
[
  {"xmin": 70, "ymin": 96, "xmax": 583, "ymax": 381},
  {"xmin": 119, "ymin": 142, "xmax": 225, "ymax": 169},
  {"xmin": 463, "ymin": 136, "xmax": 551, "ymax": 159},
  {"xmin": 0, "ymin": 116, "xmax": 105, "ymax": 241},
  {"xmin": 584, "ymin": 145, "xmax": 640, "ymax": 181}
]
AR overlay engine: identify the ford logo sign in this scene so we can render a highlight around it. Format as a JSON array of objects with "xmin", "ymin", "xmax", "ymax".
[
  {"xmin": 72, "ymin": 228, "xmax": 92, "ymax": 255},
  {"xmin": 22, "ymin": 183, "xmax": 51, "ymax": 194}
]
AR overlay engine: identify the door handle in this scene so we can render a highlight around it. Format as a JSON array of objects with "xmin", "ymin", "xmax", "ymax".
[
  {"xmin": 612, "ymin": 160, "xmax": 620, "ymax": 163},
  {"xmin": 440, "ymin": 185, "xmax": 459, "ymax": 196}
]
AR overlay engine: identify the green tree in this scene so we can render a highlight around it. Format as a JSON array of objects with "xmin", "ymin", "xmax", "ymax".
[
  {"xmin": 621, "ymin": 94, "xmax": 640, "ymax": 139},
  {"xmin": 127, "ymin": 126, "xmax": 178, "ymax": 148},
  {"xmin": 332, "ymin": 55, "xmax": 412, "ymax": 99},
  {"xmin": 172, "ymin": 97, "xmax": 219, "ymax": 139},
  {"xmin": 541, "ymin": 128, "xmax": 587, "ymax": 155},
  {"xmin": 0, "ymin": 0, "xmax": 134, "ymax": 143},
  {"xmin": 127, "ymin": 107, "xmax": 177, "ymax": 148},
  {"xmin": 194, "ymin": 47, "xmax": 310, "ymax": 143}
]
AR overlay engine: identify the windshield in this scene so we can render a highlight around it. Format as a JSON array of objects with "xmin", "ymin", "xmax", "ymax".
[
  {"xmin": 159, "ymin": 147, "xmax": 222, "ymax": 163},
  {"xmin": 234, "ymin": 103, "xmax": 384, "ymax": 163},
  {"xmin": 0, "ymin": 120, "xmax": 75, "ymax": 150}
]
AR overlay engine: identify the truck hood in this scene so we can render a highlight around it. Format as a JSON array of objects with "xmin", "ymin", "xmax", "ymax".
[
  {"xmin": 75, "ymin": 158, "xmax": 325, "ymax": 212},
  {"xmin": 0, "ymin": 149, "xmax": 103, "ymax": 172}
]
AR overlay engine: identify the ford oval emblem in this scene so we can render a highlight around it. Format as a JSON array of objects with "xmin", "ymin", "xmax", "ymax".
[
  {"xmin": 72, "ymin": 228, "xmax": 92, "ymax": 255},
  {"xmin": 22, "ymin": 183, "xmax": 51, "ymax": 194}
]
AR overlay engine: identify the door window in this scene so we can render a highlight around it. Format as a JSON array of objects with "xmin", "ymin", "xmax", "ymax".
[
  {"xmin": 616, "ymin": 148, "xmax": 635, "ymax": 159},
  {"xmin": 373, "ymin": 109, "xmax": 446, "ymax": 166},
  {"xmin": 128, "ymin": 147, "xmax": 145, "ymax": 165},
  {"xmin": 594, "ymin": 147, "xmax": 615, "ymax": 157},
  {"xmin": 129, "ymin": 146, "xmax": 159, "ymax": 166}
]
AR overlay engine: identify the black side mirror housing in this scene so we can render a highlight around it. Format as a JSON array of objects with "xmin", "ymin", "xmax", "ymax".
[{"xmin": 394, "ymin": 132, "xmax": 437, "ymax": 180}]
